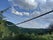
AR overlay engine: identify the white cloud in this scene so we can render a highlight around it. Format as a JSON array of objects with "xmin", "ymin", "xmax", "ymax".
[
  {"xmin": 9, "ymin": 0, "xmax": 38, "ymax": 11},
  {"xmin": 41, "ymin": 13, "xmax": 53, "ymax": 23},
  {"xmin": 11, "ymin": 7, "xmax": 23, "ymax": 16},
  {"xmin": 25, "ymin": 0, "xmax": 36, "ymax": 6},
  {"xmin": 23, "ymin": 12, "xmax": 30, "ymax": 16},
  {"xmin": 30, "ymin": 11, "xmax": 41, "ymax": 17},
  {"xmin": 46, "ymin": 0, "xmax": 53, "ymax": 9},
  {"xmin": 31, "ymin": 0, "xmax": 53, "ymax": 19},
  {"xmin": 11, "ymin": 7, "xmax": 30, "ymax": 16},
  {"xmin": 8, "ymin": 0, "xmax": 13, "ymax": 1},
  {"xmin": 36, "ymin": 0, "xmax": 46, "ymax": 4},
  {"xmin": 18, "ymin": 20, "xmax": 49, "ymax": 28},
  {"xmin": 8, "ymin": 0, "xmax": 53, "ymax": 28},
  {"xmin": 39, "ymin": 0, "xmax": 53, "ymax": 23}
]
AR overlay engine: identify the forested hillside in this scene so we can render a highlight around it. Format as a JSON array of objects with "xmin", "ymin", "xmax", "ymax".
[{"xmin": 0, "ymin": 20, "xmax": 53, "ymax": 40}]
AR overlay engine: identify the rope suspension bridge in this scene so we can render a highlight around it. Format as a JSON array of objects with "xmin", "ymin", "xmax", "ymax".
[{"xmin": 0, "ymin": 7, "xmax": 53, "ymax": 26}]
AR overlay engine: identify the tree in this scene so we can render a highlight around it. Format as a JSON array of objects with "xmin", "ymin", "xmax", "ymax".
[
  {"xmin": 48, "ymin": 23, "xmax": 53, "ymax": 29},
  {"xmin": 48, "ymin": 23, "xmax": 53, "ymax": 34}
]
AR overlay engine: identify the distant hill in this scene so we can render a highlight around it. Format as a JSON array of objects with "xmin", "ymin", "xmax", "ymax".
[{"xmin": 4, "ymin": 21, "xmax": 21, "ymax": 33}]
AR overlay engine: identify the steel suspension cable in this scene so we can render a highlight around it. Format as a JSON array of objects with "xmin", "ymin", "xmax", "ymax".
[{"xmin": 16, "ymin": 10, "xmax": 53, "ymax": 25}]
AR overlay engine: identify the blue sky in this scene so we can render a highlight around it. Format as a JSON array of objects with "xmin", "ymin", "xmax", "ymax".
[{"xmin": 0, "ymin": 0, "xmax": 53, "ymax": 28}]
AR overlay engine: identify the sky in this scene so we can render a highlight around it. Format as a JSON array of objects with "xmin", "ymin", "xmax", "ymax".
[{"xmin": 0, "ymin": 0, "xmax": 53, "ymax": 28}]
